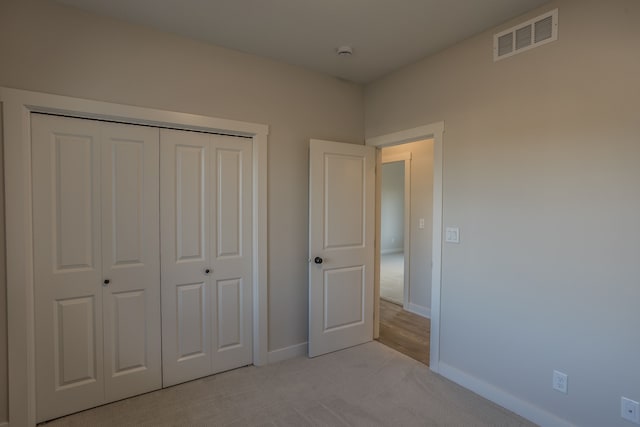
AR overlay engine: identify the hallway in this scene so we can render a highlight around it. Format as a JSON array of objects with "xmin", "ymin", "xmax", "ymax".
[{"xmin": 377, "ymin": 299, "xmax": 430, "ymax": 366}]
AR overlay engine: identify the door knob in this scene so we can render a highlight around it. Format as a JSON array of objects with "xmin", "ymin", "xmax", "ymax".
[
  {"xmin": 314, "ymin": 257, "xmax": 323, "ymax": 264},
  {"xmin": 103, "ymin": 279, "xmax": 110, "ymax": 286},
  {"xmin": 205, "ymin": 268, "xmax": 211, "ymax": 275}
]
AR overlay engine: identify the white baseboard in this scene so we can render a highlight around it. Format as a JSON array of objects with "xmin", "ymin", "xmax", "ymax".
[
  {"xmin": 406, "ymin": 302, "xmax": 430, "ymax": 319},
  {"xmin": 267, "ymin": 342, "xmax": 307, "ymax": 364},
  {"xmin": 381, "ymin": 248, "xmax": 403, "ymax": 255},
  {"xmin": 438, "ymin": 362, "xmax": 575, "ymax": 427}
]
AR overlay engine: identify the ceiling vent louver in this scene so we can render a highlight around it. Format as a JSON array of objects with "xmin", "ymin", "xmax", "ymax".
[{"xmin": 493, "ymin": 9, "xmax": 558, "ymax": 61}]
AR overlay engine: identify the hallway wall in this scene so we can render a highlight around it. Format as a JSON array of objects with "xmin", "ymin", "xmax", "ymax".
[
  {"xmin": 380, "ymin": 161, "xmax": 405, "ymax": 254},
  {"xmin": 382, "ymin": 140, "xmax": 434, "ymax": 315}
]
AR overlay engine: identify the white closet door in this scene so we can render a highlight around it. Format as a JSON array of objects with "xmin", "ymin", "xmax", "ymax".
[
  {"xmin": 33, "ymin": 115, "xmax": 162, "ymax": 422},
  {"xmin": 160, "ymin": 129, "xmax": 212, "ymax": 386},
  {"xmin": 32, "ymin": 114, "xmax": 104, "ymax": 422},
  {"xmin": 161, "ymin": 130, "xmax": 253, "ymax": 386},
  {"xmin": 210, "ymin": 135, "xmax": 253, "ymax": 373},
  {"xmin": 101, "ymin": 122, "xmax": 161, "ymax": 401}
]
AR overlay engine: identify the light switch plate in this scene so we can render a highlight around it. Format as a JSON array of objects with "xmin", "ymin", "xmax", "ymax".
[{"xmin": 445, "ymin": 227, "xmax": 460, "ymax": 243}]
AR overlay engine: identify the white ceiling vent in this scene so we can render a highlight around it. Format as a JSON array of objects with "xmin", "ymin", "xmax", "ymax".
[{"xmin": 493, "ymin": 9, "xmax": 558, "ymax": 61}]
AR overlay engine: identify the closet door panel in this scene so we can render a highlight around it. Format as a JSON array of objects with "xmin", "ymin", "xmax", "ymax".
[
  {"xmin": 216, "ymin": 148, "xmax": 242, "ymax": 258},
  {"xmin": 210, "ymin": 136, "xmax": 253, "ymax": 373},
  {"xmin": 32, "ymin": 114, "xmax": 104, "ymax": 423},
  {"xmin": 101, "ymin": 122, "xmax": 161, "ymax": 401},
  {"xmin": 176, "ymin": 282, "xmax": 208, "ymax": 358},
  {"xmin": 161, "ymin": 129, "xmax": 212, "ymax": 386},
  {"xmin": 215, "ymin": 278, "xmax": 242, "ymax": 349}
]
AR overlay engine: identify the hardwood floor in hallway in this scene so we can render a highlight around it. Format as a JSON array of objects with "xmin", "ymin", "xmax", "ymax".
[{"xmin": 377, "ymin": 299, "xmax": 430, "ymax": 365}]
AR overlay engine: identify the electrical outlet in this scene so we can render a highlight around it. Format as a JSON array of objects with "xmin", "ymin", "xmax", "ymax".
[
  {"xmin": 552, "ymin": 370, "xmax": 568, "ymax": 394},
  {"xmin": 445, "ymin": 227, "xmax": 460, "ymax": 243},
  {"xmin": 622, "ymin": 397, "xmax": 640, "ymax": 424}
]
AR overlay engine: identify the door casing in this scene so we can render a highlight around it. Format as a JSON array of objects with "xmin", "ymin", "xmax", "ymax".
[{"xmin": 0, "ymin": 87, "xmax": 269, "ymax": 427}]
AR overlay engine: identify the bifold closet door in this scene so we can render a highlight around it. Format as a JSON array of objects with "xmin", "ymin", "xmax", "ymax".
[
  {"xmin": 100, "ymin": 122, "xmax": 162, "ymax": 402},
  {"xmin": 32, "ymin": 114, "xmax": 161, "ymax": 422},
  {"xmin": 33, "ymin": 115, "xmax": 104, "ymax": 422},
  {"xmin": 161, "ymin": 129, "xmax": 253, "ymax": 387},
  {"xmin": 160, "ymin": 130, "xmax": 211, "ymax": 386}
]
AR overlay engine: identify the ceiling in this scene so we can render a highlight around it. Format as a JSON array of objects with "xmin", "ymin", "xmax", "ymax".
[{"xmin": 55, "ymin": 0, "xmax": 550, "ymax": 84}]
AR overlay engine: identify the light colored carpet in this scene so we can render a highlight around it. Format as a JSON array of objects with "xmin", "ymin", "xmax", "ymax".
[
  {"xmin": 380, "ymin": 252, "xmax": 404, "ymax": 305},
  {"xmin": 44, "ymin": 342, "xmax": 537, "ymax": 427}
]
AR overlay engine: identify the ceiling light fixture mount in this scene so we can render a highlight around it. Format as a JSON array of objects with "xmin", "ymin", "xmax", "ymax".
[{"xmin": 336, "ymin": 46, "xmax": 353, "ymax": 56}]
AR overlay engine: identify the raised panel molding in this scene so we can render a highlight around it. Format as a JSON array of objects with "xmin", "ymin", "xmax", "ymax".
[
  {"xmin": 110, "ymin": 140, "xmax": 144, "ymax": 266},
  {"xmin": 323, "ymin": 266, "xmax": 365, "ymax": 331},
  {"xmin": 176, "ymin": 145, "xmax": 206, "ymax": 262},
  {"xmin": 216, "ymin": 279, "xmax": 242, "ymax": 350},
  {"xmin": 54, "ymin": 297, "xmax": 97, "ymax": 389},
  {"xmin": 324, "ymin": 154, "xmax": 365, "ymax": 250},
  {"xmin": 110, "ymin": 290, "xmax": 147, "ymax": 375},
  {"xmin": 216, "ymin": 149, "xmax": 242, "ymax": 258},
  {"xmin": 54, "ymin": 134, "xmax": 96, "ymax": 271},
  {"xmin": 176, "ymin": 283, "xmax": 207, "ymax": 361}
]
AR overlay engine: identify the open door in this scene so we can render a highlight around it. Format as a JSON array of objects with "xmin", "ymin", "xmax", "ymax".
[{"xmin": 308, "ymin": 139, "xmax": 375, "ymax": 357}]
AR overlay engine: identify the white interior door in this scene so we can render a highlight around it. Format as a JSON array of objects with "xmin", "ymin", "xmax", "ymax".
[
  {"xmin": 210, "ymin": 135, "xmax": 253, "ymax": 373},
  {"xmin": 33, "ymin": 114, "xmax": 104, "ymax": 422},
  {"xmin": 161, "ymin": 129, "xmax": 253, "ymax": 387},
  {"xmin": 160, "ymin": 129, "xmax": 212, "ymax": 386},
  {"xmin": 32, "ymin": 114, "xmax": 162, "ymax": 422},
  {"xmin": 308, "ymin": 139, "xmax": 375, "ymax": 357},
  {"xmin": 100, "ymin": 122, "xmax": 161, "ymax": 402}
]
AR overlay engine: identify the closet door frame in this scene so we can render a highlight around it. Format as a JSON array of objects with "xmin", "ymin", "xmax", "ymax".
[{"xmin": 0, "ymin": 87, "xmax": 269, "ymax": 427}]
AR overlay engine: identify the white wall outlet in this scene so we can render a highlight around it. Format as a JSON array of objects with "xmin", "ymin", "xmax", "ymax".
[
  {"xmin": 419, "ymin": 218, "xmax": 425, "ymax": 229},
  {"xmin": 552, "ymin": 370, "xmax": 568, "ymax": 394},
  {"xmin": 622, "ymin": 397, "xmax": 640, "ymax": 424},
  {"xmin": 445, "ymin": 227, "xmax": 460, "ymax": 243}
]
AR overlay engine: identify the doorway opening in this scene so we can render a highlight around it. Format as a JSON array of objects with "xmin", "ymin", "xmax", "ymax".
[
  {"xmin": 380, "ymin": 160, "xmax": 407, "ymax": 306},
  {"xmin": 375, "ymin": 139, "xmax": 434, "ymax": 366}
]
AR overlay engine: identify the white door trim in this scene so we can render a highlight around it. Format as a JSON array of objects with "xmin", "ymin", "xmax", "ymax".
[
  {"xmin": 0, "ymin": 87, "xmax": 269, "ymax": 427},
  {"xmin": 366, "ymin": 122, "xmax": 444, "ymax": 373}
]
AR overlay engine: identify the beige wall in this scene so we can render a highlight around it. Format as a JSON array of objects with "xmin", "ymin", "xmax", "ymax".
[
  {"xmin": 0, "ymin": 1, "xmax": 364, "ymax": 420},
  {"xmin": 365, "ymin": 0, "xmax": 640, "ymax": 426},
  {"xmin": 382, "ymin": 141, "xmax": 434, "ymax": 312},
  {"xmin": 380, "ymin": 161, "xmax": 405, "ymax": 253}
]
